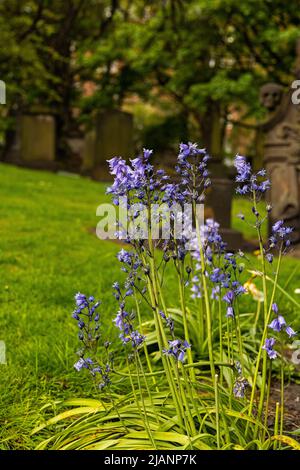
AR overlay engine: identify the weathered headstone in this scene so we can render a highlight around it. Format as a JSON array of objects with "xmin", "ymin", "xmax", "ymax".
[
  {"xmin": 92, "ymin": 110, "xmax": 134, "ymax": 180},
  {"xmin": 259, "ymin": 41, "xmax": 300, "ymax": 242},
  {"xmin": 19, "ymin": 114, "xmax": 56, "ymax": 168},
  {"xmin": 5, "ymin": 111, "xmax": 56, "ymax": 169},
  {"xmin": 82, "ymin": 129, "xmax": 96, "ymax": 173}
]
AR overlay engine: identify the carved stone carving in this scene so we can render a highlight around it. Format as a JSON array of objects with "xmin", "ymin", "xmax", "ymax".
[{"xmin": 259, "ymin": 47, "xmax": 300, "ymax": 242}]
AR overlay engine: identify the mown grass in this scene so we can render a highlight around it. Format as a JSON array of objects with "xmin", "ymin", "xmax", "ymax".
[{"xmin": 0, "ymin": 162, "xmax": 299, "ymax": 449}]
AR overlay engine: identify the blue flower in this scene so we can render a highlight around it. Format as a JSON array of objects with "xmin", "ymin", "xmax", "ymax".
[
  {"xmin": 272, "ymin": 303, "xmax": 278, "ymax": 314},
  {"xmin": 233, "ymin": 377, "xmax": 249, "ymax": 398},
  {"xmin": 163, "ymin": 339, "xmax": 191, "ymax": 362},
  {"xmin": 74, "ymin": 357, "xmax": 93, "ymax": 372},
  {"xmin": 226, "ymin": 306, "xmax": 234, "ymax": 318},
  {"xmin": 269, "ymin": 315, "xmax": 286, "ymax": 332},
  {"xmin": 270, "ymin": 220, "xmax": 293, "ymax": 247},
  {"xmin": 130, "ymin": 330, "xmax": 145, "ymax": 348},
  {"xmin": 266, "ymin": 253, "xmax": 273, "ymax": 263},
  {"xmin": 235, "ymin": 155, "xmax": 252, "ymax": 182},
  {"xmin": 223, "ymin": 290, "xmax": 234, "ymax": 304},
  {"xmin": 75, "ymin": 293, "xmax": 87, "ymax": 307},
  {"xmin": 117, "ymin": 249, "xmax": 133, "ymax": 264},
  {"xmin": 286, "ymin": 326, "xmax": 297, "ymax": 338},
  {"xmin": 234, "ymin": 155, "xmax": 270, "ymax": 196},
  {"xmin": 262, "ymin": 337, "xmax": 277, "ymax": 359}
]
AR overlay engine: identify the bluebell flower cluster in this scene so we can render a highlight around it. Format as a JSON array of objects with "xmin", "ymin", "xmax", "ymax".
[
  {"xmin": 233, "ymin": 361, "xmax": 249, "ymax": 399},
  {"xmin": 269, "ymin": 220, "xmax": 293, "ymax": 249},
  {"xmin": 233, "ymin": 376, "xmax": 249, "ymax": 399},
  {"xmin": 163, "ymin": 339, "xmax": 191, "ymax": 362},
  {"xmin": 191, "ymin": 275, "xmax": 201, "ymax": 299},
  {"xmin": 268, "ymin": 303, "xmax": 296, "ymax": 338},
  {"xmin": 175, "ymin": 142, "xmax": 210, "ymax": 203},
  {"xmin": 74, "ymin": 357, "xmax": 111, "ymax": 390},
  {"xmin": 234, "ymin": 155, "xmax": 270, "ymax": 196},
  {"xmin": 190, "ymin": 219, "xmax": 227, "ymax": 268},
  {"xmin": 107, "ymin": 148, "xmax": 169, "ymax": 206},
  {"xmin": 72, "ymin": 293, "xmax": 101, "ymax": 343},
  {"xmin": 263, "ymin": 304, "xmax": 297, "ymax": 360},
  {"xmin": 222, "ymin": 283, "xmax": 245, "ymax": 319},
  {"xmin": 190, "ymin": 218, "xmax": 245, "ymax": 314},
  {"xmin": 113, "ymin": 282, "xmax": 145, "ymax": 349},
  {"xmin": 262, "ymin": 337, "xmax": 277, "ymax": 359},
  {"xmin": 72, "ymin": 294, "xmax": 112, "ymax": 390}
]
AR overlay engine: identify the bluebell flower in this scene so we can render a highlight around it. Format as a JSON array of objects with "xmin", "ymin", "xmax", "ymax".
[
  {"xmin": 226, "ymin": 306, "xmax": 234, "ymax": 318},
  {"xmin": 266, "ymin": 253, "xmax": 273, "ymax": 263},
  {"xmin": 233, "ymin": 377, "xmax": 249, "ymax": 398},
  {"xmin": 235, "ymin": 155, "xmax": 252, "ymax": 182},
  {"xmin": 190, "ymin": 275, "xmax": 201, "ymax": 299},
  {"xmin": 223, "ymin": 290, "xmax": 235, "ymax": 304},
  {"xmin": 163, "ymin": 339, "xmax": 191, "ymax": 362},
  {"xmin": 269, "ymin": 315, "xmax": 286, "ymax": 332},
  {"xmin": 166, "ymin": 317, "xmax": 175, "ymax": 332},
  {"xmin": 75, "ymin": 293, "xmax": 87, "ymax": 307},
  {"xmin": 130, "ymin": 330, "xmax": 146, "ymax": 347},
  {"xmin": 74, "ymin": 357, "xmax": 93, "ymax": 372},
  {"xmin": 211, "ymin": 285, "xmax": 220, "ymax": 300},
  {"xmin": 234, "ymin": 155, "xmax": 270, "ymax": 196},
  {"xmin": 117, "ymin": 249, "xmax": 133, "ymax": 264},
  {"xmin": 175, "ymin": 143, "xmax": 211, "ymax": 203},
  {"xmin": 72, "ymin": 293, "xmax": 101, "ymax": 344},
  {"xmin": 262, "ymin": 337, "xmax": 277, "ymax": 359},
  {"xmin": 269, "ymin": 220, "xmax": 293, "ymax": 248},
  {"xmin": 286, "ymin": 326, "xmax": 297, "ymax": 338},
  {"xmin": 272, "ymin": 303, "xmax": 278, "ymax": 314}
]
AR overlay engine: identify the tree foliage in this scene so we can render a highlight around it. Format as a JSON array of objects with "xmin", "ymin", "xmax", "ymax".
[{"xmin": 1, "ymin": 0, "xmax": 299, "ymax": 159}]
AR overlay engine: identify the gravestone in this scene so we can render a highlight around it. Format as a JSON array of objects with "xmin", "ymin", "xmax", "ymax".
[
  {"xmin": 82, "ymin": 129, "xmax": 96, "ymax": 173},
  {"xmin": 92, "ymin": 110, "xmax": 134, "ymax": 180},
  {"xmin": 259, "ymin": 41, "xmax": 300, "ymax": 242},
  {"xmin": 6, "ymin": 111, "xmax": 56, "ymax": 169}
]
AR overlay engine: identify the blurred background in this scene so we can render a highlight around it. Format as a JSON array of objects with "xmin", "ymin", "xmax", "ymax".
[{"xmin": 0, "ymin": 0, "xmax": 299, "ymax": 174}]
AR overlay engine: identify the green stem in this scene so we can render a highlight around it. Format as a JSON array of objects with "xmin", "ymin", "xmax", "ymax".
[
  {"xmin": 248, "ymin": 249, "xmax": 282, "ymax": 422},
  {"xmin": 218, "ymin": 296, "xmax": 223, "ymax": 384},
  {"xmin": 134, "ymin": 289, "xmax": 159, "ymax": 391},
  {"xmin": 280, "ymin": 342, "xmax": 284, "ymax": 444},
  {"xmin": 178, "ymin": 263, "xmax": 195, "ymax": 380},
  {"xmin": 262, "ymin": 361, "xmax": 272, "ymax": 442},
  {"xmin": 137, "ymin": 353, "xmax": 160, "ymax": 426},
  {"xmin": 175, "ymin": 362, "xmax": 196, "ymax": 439},
  {"xmin": 127, "ymin": 355, "xmax": 156, "ymax": 449},
  {"xmin": 274, "ymin": 402, "xmax": 280, "ymax": 450},
  {"xmin": 214, "ymin": 374, "xmax": 221, "ymax": 449},
  {"xmin": 142, "ymin": 244, "xmax": 185, "ymax": 430},
  {"xmin": 181, "ymin": 364, "xmax": 202, "ymax": 431},
  {"xmin": 115, "ymin": 360, "xmax": 233, "ymax": 378},
  {"xmin": 193, "ymin": 199, "xmax": 215, "ymax": 381}
]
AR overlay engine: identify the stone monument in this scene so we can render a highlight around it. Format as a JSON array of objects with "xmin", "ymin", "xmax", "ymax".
[
  {"xmin": 20, "ymin": 113, "xmax": 56, "ymax": 168},
  {"xmin": 4, "ymin": 108, "xmax": 56, "ymax": 170},
  {"xmin": 92, "ymin": 110, "xmax": 134, "ymax": 180},
  {"xmin": 259, "ymin": 41, "xmax": 300, "ymax": 242}
]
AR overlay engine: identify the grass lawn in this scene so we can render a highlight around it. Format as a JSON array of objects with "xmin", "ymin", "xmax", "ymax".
[{"xmin": 0, "ymin": 162, "xmax": 299, "ymax": 449}]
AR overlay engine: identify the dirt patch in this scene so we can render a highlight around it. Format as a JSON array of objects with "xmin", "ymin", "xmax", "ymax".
[{"xmin": 268, "ymin": 380, "xmax": 300, "ymax": 431}]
